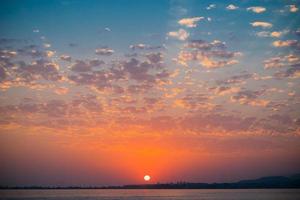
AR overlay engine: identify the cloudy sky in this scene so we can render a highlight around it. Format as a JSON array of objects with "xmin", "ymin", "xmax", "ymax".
[{"xmin": 0, "ymin": 0, "xmax": 300, "ymax": 186}]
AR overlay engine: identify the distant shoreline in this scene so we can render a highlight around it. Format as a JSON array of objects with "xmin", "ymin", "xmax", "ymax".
[
  {"xmin": 1, "ymin": 187, "xmax": 300, "ymax": 190},
  {"xmin": 1, "ymin": 174, "xmax": 300, "ymax": 190}
]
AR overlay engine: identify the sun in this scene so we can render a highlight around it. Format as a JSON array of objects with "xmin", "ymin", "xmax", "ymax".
[{"xmin": 144, "ymin": 175, "xmax": 151, "ymax": 181}]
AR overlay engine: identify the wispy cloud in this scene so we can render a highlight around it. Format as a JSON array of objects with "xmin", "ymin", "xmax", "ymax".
[
  {"xmin": 168, "ymin": 29, "xmax": 189, "ymax": 40},
  {"xmin": 206, "ymin": 4, "xmax": 216, "ymax": 10},
  {"xmin": 178, "ymin": 17, "xmax": 205, "ymax": 28},
  {"xmin": 250, "ymin": 21, "xmax": 273, "ymax": 28},
  {"xmin": 272, "ymin": 40, "xmax": 298, "ymax": 47},
  {"xmin": 247, "ymin": 6, "xmax": 266, "ymax": 13},
  {"xmin": 95, "ymin": 47, "xmax": 114, "ymax": 56},
  {"xmin": 288, "ymin": 5, "xmax": 298, "ymax": 12},
  {"xmin": 226, "ymin": 4, "xmax": 239, "ymax": 10}
]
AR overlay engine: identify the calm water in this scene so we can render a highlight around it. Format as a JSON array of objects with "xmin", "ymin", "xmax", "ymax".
[{"xmin": 0, "ymin": 189, "xmax": 299, "ymax": 200}]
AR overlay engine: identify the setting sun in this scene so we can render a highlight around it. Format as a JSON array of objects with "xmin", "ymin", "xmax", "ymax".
[{"xmin": 144, "ymin": 175, "xmax": 151, "ymax": 181}]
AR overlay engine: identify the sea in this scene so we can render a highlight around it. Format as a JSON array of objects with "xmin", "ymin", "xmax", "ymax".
[{"xmin": 0, "ymin": 189, "xmax": 299, "ymax": 200}]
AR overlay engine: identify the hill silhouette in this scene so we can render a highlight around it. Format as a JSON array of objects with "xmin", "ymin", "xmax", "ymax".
[{"xmin": 1, "ymin": 174, "xmax": 300, "ymax": 189}]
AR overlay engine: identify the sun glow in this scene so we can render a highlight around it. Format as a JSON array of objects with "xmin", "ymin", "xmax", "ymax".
[{"xmin": 144, "ymin": 175, "xmax": 151, "ymax": 181}]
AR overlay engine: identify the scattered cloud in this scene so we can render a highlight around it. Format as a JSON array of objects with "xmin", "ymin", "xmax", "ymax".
[
  {"xmin": 288, "ymin": 5, "xmax": 298, "ymax": 12},
  {"xmin": 213, "ymin": 86, "xmax": 240, "ymax": 96},
  {"xmin": 247, "ymin": 7, "xmax": 266, "ymax": 13},
  {"xmin": 271, "ymin": 31, "xmax": 286, "ymax": 38},
  {"xmin": 60, "ymin": 55, "xmax": 72, "ymax": 62},
  {"xmin": 129, "ymin": 43, "xmax": 164, "ymax": 50},
  {"xmin": 231, "ymin": 89, "xmax": 269, "ymax": 107},
  {"xmin": 206, "ymin": 4, "xmax": 216, "ymax": 10},
  {"xmin": 70, "ymin": 60, "xmax": 93, "ymax": 72},
  {"xmin": 0, "ymin": 1, "xmax": 299, "ymax": 148},
  {"xmin": 168, "ymin": 29, "xmax": 189, "ymax": 40},
  {"xmin": 217, "ymin": 73, "xmax": 254, "ymax": 85},
  {"xmin": 129, "ymin": 43, "xmax": 147, "ymax": 50},
  {"xmin": 176, "ymin": 39, "xmax": 241, "ymax": 68},
  {"xmin": 226, "ymin": 4, "xmax": 239, "ymax": 10},
  {"xmin": 54, "ymin": 87, "xmax": 69, "ymax": 95},
  {"xmin": 16, "ymin": 59, "xmax": 62, "ymax": 82},
  {"xmin": 274, "ymin": 65, "xmax": 300, "ymax": 79},
  {"xmin": 272, "ymin": 40, "xmax": 299, "ymax": 47},
  {"xmin": 174, "ymin": 93, "xmax": 209, "ymax": 110},
  {"xmin": 178, "ymin": 17, "xmax": 205, "ymax": 28},
  {"xmin": 250, "ymin": 21, "xmax": 273, "ymax": 28},
  {"xmin": 181, "ymin": 113, "xmax": 257, "ymax": 132},
  {"xmin": 264, "ymin": 54, "xmax": 300, "ymax": 69},
  {"xmin": 256, "ymin": 30, "xmax": 289, "ymax": 38},
  {"xmin": 95, "ymin": 47, "xmax": 114, "ymax": 56}
]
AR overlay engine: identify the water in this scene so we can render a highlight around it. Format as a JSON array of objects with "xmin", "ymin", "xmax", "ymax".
[{"xmin": 0, "ymin": 189, "xmax": 299, "ymax": 200}]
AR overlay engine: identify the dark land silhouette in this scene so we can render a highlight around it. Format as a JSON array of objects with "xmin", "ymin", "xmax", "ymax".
[{"xmin": 1, "ymin": 174, "xmax": 300, "ymax": 189}]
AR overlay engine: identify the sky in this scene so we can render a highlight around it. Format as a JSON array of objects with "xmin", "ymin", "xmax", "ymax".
[{"xmin": 0, "ymin": 0, "xmax": 300, "ymax": 187}]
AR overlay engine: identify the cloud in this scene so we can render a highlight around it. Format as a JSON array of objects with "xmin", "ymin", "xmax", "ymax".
[
  {"xmin": 250, "ymin": 21, "xmax": 273, "ymax": 28},
  {"xmin": 129, "ymin": 44, "xmax": 164, "ymax": 51},
  {"xmin": 168, "ymin": 29, "xmax": 189, "ymax": 41},
  {"xmin": 122, "ymin": 58, "xmax": 158, "ymax": 83},
  {"xmin": 45, "ymin": 50, "xmax": 55, "ymax": 57},
  {"xmin": 0, "ymin": 95, "xmax": 103, "ymax": 125},
  {"xmin": 60, "ymin": 55, "xmax": 72, "ymax": 62},
  {"xmin": 271, "ymin": 31, "xmax": 286, "ymax": 38},
  {"xmin": 89, "ymin": 59, "xmax": 104, "ymax": 67},
  {"xmin": 174, "ymin": 93, "xmax": 209, "ymax": 110},
  {"xmin": 16, "ymin": 59, "xmax": 61, "ymax": 82},
  {"xmin": 44, "ymin": 43, "xmax": 51, "ymax": 48},
  {"xmin": 284, "ymin": 65, "xmax": 300, "ymax": 78},
  {"xmin": 217, "ymin": 73, "xmax": 254, "ymax": 85},
  {"xmin": 184, "ymin": 39, "xmax": 226, "ymax": 50},
  {"xmin": 68, "ymin": 71, "xmax": 112, "ymax": 90},
  {"xmin": 0, "ymin": 66, "xmax": 7, "ymax": 81},
  {"xmin": 231, "ymin": 89, "xmax": 269, "ymax": 106},
  {"xmin": 269, "ymin": 114, "xmax": 293, "ymax": 125},
  {"xmin": 264, "ymin": 53, "xmax": 300, "ymax": 79},
  {"xmin": 176, "ymin": 39, "xmax": 240, "ymax": 68},
  {"xmin": 68, "ymin": 43, "xmax": 77, "ymax": 47},
  {"xmin": 0, "ymin": 50, "xmax": 17, "ymax": 58},
  {"xmin": 95, "ymin": 47, "xmax": 114, "ymax": 56},
  {"xmin": 226, "ymin": 4, "xmax": 239, "ymax": 10},
  {"xmin": 178, "ymin": 17, "xmax": 205, "ymax": 28},
  {"xmin": 274, "ymin": 64, "xmax": 300, "ymax": 79},
  {"xmin": 206, "ymin": 4, "xmax": 216, "ymax": 10},
  {"xmin": 247, "ymin": 7, "xmax": 266, "ymax": 13},
  {"xmin": 54, "ymin": 87, "xmax": 69, "ymax": 95},
  {"xmin": 129, "ymin": 43, "xmax": 147, "ymax": 50},
  {"xmin": 68, "ymin": 55, "xmax": 169, "ymax": 93},
  {"xmin": 256, "ymin": 31, "xmax": 270, "ymax": 37},
  {"xmin": 288, "ymin": 5, "xmax": 298, "ymax": 12},
  {"xmin": 181, "ymin": 113, "xmax": 257, "ymax": 132},
  {"xmin": 146, "ymin": 52, "xmax": 163, "ymax": 63},
  {"xmin": 70, "ymin": 60, "xmax": 92, "ymax": 72},
  {"xmin": 213, "ymin": 86, "xmax": 240, "ymax": 96},
  {"xmin": 272, "ymin": 40, "xmax": 298, "ymax": 47},
  {"xmin": 177, "ymin": 51, "xmax": 239, "ymax": 68},
  {"xmin": 67, "ymin": 59, "xmax": 104, "ymax": 74},
  {"xmin": 199, "ymin": 55, "xmax": 238, "ymax": 68},
  {"xmin": 256, "ymin": 30, "xmax": 289, "ymax": 38},
  {"xmin": 263, "ymin": 54, "xmax": 300, "ymax": 69}
]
